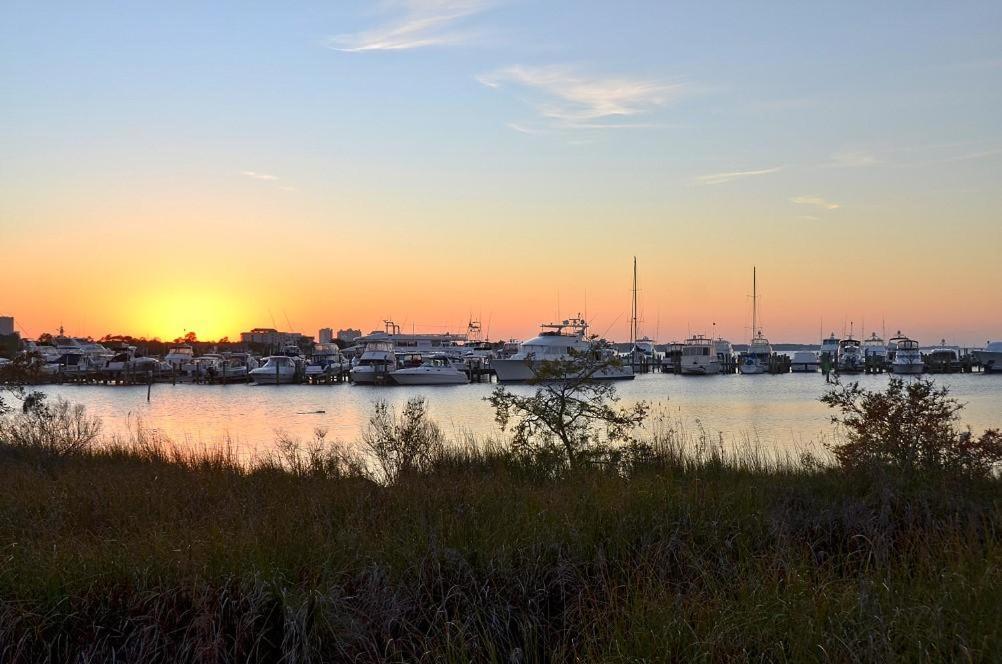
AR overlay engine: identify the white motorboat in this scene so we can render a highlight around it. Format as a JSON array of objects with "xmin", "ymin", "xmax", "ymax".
[
  {"xmin": 249, "ymin": 355, "xmax": 302, "ymax": 384},
  {"xmin": 713, "ymin": 338, "xmax": 734, "ymax": 366},
  {"xmin": 104, "ymin": 347, "xmax": 167, "ymax": 374},
  {"xmin": 627, "ymin": 336, "xmax": 661, "ymax": 364},
  {"xmin": 350, "ymin": 333, "xmax": 396, "ymax": 384},
  {"xmin": 790, "ymin": 350, "xmax": 820, "ymax": 372},
  {"xmin": 390, "ymin": 354, "xmax": 470, "ymax": 385},
  {"xmin": 973, "ymin": 341, "xmax": 1002, "ymax": 373},
  {"xmin": 837, "ymin": 337, "xmax": 865, "ymax": 373},
  {"xmin": 890, "ymin": 337, "xmax": 923, "ymax": 374},
  {"xmin": 163, "ymin": 345, "xmax": 195, "ymax": 372},
  {"xmin": 492, "ymin": 317, "xmax": 634, "ymax": 383},
  {"xmin": 681, "ymin": 335, "xmax": 720, "ymax": 375},
  {"xmin": 306, "ymin": 344, "xmax": 349, "ymax": 379}
]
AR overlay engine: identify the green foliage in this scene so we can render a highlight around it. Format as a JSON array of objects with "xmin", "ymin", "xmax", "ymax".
[
  {"xmin": 822, "ymin": 378, "xmax": 1002, "ymax": 476},
  {"xmin": 361, "ymin": 397, "xmax": 444, "ymax": 482},
  {"xmin": 487, "ymin": 340, "xmax": 648, "ymax": 466}
]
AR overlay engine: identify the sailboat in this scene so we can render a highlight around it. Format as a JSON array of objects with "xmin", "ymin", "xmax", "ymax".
[{"xmin": 738, "ymin": 266, "xmax": 773, "ymax": 375}]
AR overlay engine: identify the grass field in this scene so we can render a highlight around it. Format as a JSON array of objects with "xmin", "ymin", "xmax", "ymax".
[{"xmin": 0, "ymin": 407, "xmax": 999, "ymax": 663}]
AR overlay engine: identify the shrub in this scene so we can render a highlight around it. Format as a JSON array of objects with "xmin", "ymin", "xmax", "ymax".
[
  {"xmin": 821, "ymin": 378, "xmax": 1002, "ymax": 476},
  {"xmin": 361, "ymin": 397, "xmax": 443, "ymax": 482},
  {"xmin": 0, "ymin": 395, "xmax": 101, "ymax": 456}
]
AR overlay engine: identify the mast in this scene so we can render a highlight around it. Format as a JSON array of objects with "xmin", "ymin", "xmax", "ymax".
[
  {"xmin": 630, "ymin": 256, "xmax": 638, "ymax": 346},
  {"xmin": 751, "ymin": 266, "xmax": 757, "ymax": 342}
]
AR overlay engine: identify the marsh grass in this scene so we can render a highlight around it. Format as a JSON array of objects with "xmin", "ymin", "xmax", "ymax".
[{"xmin": 0, "ymin": 408, "xmax": 999, "ymax": 662}]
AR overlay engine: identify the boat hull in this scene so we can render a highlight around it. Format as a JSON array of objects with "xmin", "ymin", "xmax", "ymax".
[
  {"xmin": 390, "ymin": 369, "xmax": 469, "ymax": 385},
  {"xmin": 790, "ymin": 363, "xmax": 819, "ymax": 373},
  {"xmin": 681, "ymin": 361, "xmax": 720, "ymax": 375},
  {"xmin": 492, "ymin": 358, "xmax": 634, "ymax": 383},
  {"xmin": 973, "ymin": 351, "xmax": 1002, "ymax": 373},
  {"xmin": 249, "ymin": 370, "xmax": 298, "ymax": 384},
  {"xmin": 890, "ymin": 363, "xmax": 924, "ymax": 375}
]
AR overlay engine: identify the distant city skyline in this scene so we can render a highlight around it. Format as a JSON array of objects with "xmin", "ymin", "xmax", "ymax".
[{"xmin": 2, "ymin": 2, "xmax": 1000, "ymax": 346}]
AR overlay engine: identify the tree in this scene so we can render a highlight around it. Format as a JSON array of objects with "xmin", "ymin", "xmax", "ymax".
[
  {"xmin": 184, "ymin": 331, "xmax": 197, "ymax": 344},
  {"xmin": 361, "ymin": 397, "xmax": 443, "ymax": 483},
  {"xmin": 486, "ymin": 340, "xmax": 648, "ymax": 466},
  {"xmin": 822, "ymin": 378, "xmax": 1002, "ymax": 476}
]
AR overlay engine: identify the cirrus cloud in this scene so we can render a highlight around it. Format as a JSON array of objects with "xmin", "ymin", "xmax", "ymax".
[
  {"xmin": 329, "ymin": 0, "xmax": 492, "ymax": 52},
  {"xmin": 790, "ymin": 195, "xmax": 840, "ymax": 210}
]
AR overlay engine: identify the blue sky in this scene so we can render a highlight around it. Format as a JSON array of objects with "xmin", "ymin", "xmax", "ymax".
[{"xmin": 2, "ymin": 1, "xmax": 1001, "ymax": 343}]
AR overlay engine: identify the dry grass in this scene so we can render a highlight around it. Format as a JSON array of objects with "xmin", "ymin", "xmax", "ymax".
[{"xmin": 0, "ymin": 413, "xmax": 999, "ymax": 662}]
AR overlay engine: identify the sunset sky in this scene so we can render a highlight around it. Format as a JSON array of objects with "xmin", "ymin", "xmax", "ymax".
[{"xmin": 2, "ymin": 1, "xmax": 1000, "ymax": 345}]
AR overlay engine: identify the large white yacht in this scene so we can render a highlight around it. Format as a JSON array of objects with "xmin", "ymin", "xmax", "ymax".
[
  {"xmin": 890, "ymin": 337, "xmax": 924, "ymax": 374},
  {"xmin": 973, "ymin": 341, "xmax": 1002, "ymax": 373},
  {"xmin": 862, "ymin": 332, "xmax": 888, "ymax": 364},
  {"xmin": 390, "ymin": 354, "xmax": 470, "ymax": 385},
  {"xmin": 492, "ymin": 317, "xmax": 634, "ymax": 383},
  {"xmin": 305, "ymin": 344, "xmax": 348, "ymax": 380},
  {"xmin": 681, "ymin": 335, "xmax": 720, "ymax": 375},
  {"xmin": 349, "ymin": 333, "xmax": 397, "ymax": 384}
]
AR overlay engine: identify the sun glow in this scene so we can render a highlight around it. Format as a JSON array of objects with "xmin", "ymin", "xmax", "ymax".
[{"xmin": 136, "ymin": 290, "xmax": 245, "ymax": 342}]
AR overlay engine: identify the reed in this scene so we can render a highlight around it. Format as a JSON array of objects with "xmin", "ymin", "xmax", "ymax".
[{"xmin": 0, "ymin": 410, "xmax": 999, "ymax": 662}]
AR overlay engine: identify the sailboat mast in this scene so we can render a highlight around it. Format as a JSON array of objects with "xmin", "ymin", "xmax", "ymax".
[
  {"xmin": 752, "ymin": 266, "xmax": 757, "ymax": 341},
  {"xmin": 631, "ymin": 256, "xmax": 638, "ymax": 346}
]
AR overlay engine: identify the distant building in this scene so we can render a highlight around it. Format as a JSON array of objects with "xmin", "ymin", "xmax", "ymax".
[
  {"xmin": 239, "ymin": 327, "xmax": 311, "ymax": 347},
  {"xmin": 0, "ymin": 316, "xmax": 13, "ymax": 336},
  {"xmin": 337, "ymin": 328, "xmax": 362, "ymax": 344},
  {"xmin": 319, "ymin": 327, "xmax": 333, "ymax": 345}
]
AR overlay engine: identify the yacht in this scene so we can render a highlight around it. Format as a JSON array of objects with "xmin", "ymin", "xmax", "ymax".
[
  {"xmin": 305, "ymin": 344, "xmax": 348, "ymax": 380},
  {"xmin": 837, "ymin": 337, "xmax": 865, "ymax": 373},
  {"xmin": 492, "ymin": 317, "xmax": 634, "ymax": 383},
  {"xmin": 738, "ymin": 267, "xmax": 772, "ymax": 375},
  {"xmin": 681, "ymin": 335, "xmax": 720, "ymax": 375},
  {"xmin": 738, "ymin": 332, "xmax": 773, "ymax": 374},
  {"xmin": 818, "ymin": 333, "xmax": 840, "ymax": 363},
  {"xmin": 349, "ymin": 333, "xmax": 396, "ymax": 384},
  {"xmin": 104, "ymin": 347, "xmax": 167, "ymax": 374},
  {"xmin": 924, "ymin": 340, "xmax": 960, "ymax": 373},
  {"xmin": 628, "ymin": 336, "xmax": 661, "ymax": 364},
  {"xmin": 890, "ymin": 337, "xmax": 923, "ymax": 374},
  {"xmin": 973, "ymin": 341, "xmax": 1002, "ymax": 373},
  {"xmin": 862, "ymin": 332, "xmax": 888, "ymax": 365},
  {"xmin": 390, "ymin": 354, "xmax": 470, "ymax": 385},
  {"xmin": 249, "ymin": 355, "xmax": 302, "ymax": 384},
  {"xmin": 163, "ymin": 345, "xmax": 195, "ymax": 372},
  {"xmin": 790, "ymin": 350, "xmax": 820, "ymax": 372},
  {"xmin": 713, "ymin": 338, "xmax": 734, "ymax": 366}
]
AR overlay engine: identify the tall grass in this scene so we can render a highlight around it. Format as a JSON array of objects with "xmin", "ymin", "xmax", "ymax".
[{"xmin": 0, "ymin": 407, "xmax": 998, "ymax": 662}]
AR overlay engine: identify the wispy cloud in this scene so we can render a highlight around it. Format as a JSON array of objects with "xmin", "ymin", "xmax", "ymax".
[
  {"xmin": 828, "ymin": 149, "xmax": 879, "ymax": 168},
  {"xmin": 790, "ymin": 195, "xmax": 839, "ymax": 210},
  {"xmin": 329, "ymin": 0, "xmax": 491, "ymax": 52},
  {"xmin": 691, "ymin": 166, "xmax": 783, "ymax": 186},
  {"xmin": 478, "ymin": 65, "xmax": 686, "ymax": 129},
  {"xmin": 798, "ymin": 214, "xmax": 821, "ymax": 222},
  {"xmin": 241, "ymin": 170, "xmax": 279, "ymax": 181}
]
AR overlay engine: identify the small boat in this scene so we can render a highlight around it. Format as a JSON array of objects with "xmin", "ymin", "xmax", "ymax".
[
  {"xmin": 350, "ymin": 334, "xmax": 396, "ymax": 384},
  {"xmin": 492, "ymin": 317, "xmax": 633, "ymax": 383},
  {"xmin": 713, "ymin": 338, "xmax": 734, "ymax": 366},
  {"xmin": 837, "ymin": 337, "xmax": 865, "ymax": 373},
  {"xmin": 681, "ymin": 335, "xmax": 720, "ymax": 375},
  {"xmin": 163, "ymin": 345, "xmax": 195, "ymax": 372},
  {"xmin": 790, "ymin": 350, "xmax": 820, "ymax": 372},
  {"xmin": 890, "ymin": 337, "xmax": 923, "ymax": 374},
  {"xmin": 305, "ymin": 344, "xmax": 348, "ymax": 380},
  {"xmin": 973, "ymin": 341, "xmax": 1002, "ymax": 373},
  {"xmin": 249, "ymin": 355, "xmax": 302, "ymax": 384},
  {"xmin": 390, "ymin": 354, "xmax": 470, "ymax": 385}
]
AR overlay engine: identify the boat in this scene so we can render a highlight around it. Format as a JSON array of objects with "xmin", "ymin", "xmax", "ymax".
[
  {"xmin": 890, "ymin": 337, "xmax": 923, "ymax": 374},
  {"xmin": 681, "ymin": 335, "xmax": 720, "ymax": 375},
  {"xmin": 886, "ymin": 331, "xmax": 909, "ymax": 362},
  {"xmin": 249, "ymin": 355, "xmax": 302, "ymax": 384},
  {"xmin": 738, "ymin": 267, "xmax": 772, "ymax": 375},
  {"xmin": 492, "ymin": 317, "xmax": 634, "ymax": 383},
  {"xmin": 973, "ymin": 341, "xmax": 1002, "ymax": 373},
  {"xmin": 104, "ymin": 347, "xmax": 167, "ymax": 374},
  {"xmin": 819, "ymin": 333, "xmax": 840, "ymax": 362},
  {"xmin": 163, "ymin": 345, "xmax": 195, "ymax": 372},
  {"xmin": 924, "ymin": 340, "xmax": 961, "ymax": 373},
  {"xmin": 349, "ymin": 333, "xmax": 396, "ymax": 384},
  {"xmin": 390, "ymin": 354, "xmax": 470, "ymax": 385},
  {"xmin": 305, "ymin": 344, "xmax": 348, "ymax": 380},
  {"xmin": 862, "ymin": 332, "xmax": 888, "ymax": 365},
  {"xmin": 790, "ymin": 350, "xmax": 820, "ymax": 372},
  {"xmin": 836, "ymin": 337, "xmax": 865, "ymax": 373},
  {"xmin": 713, "ymin": 338, "xmax": 734, "ymax": 366}
]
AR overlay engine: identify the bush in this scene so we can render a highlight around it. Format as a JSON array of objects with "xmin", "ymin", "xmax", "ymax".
[
  {"xmin": 821, "ymin": 378, "xmax": 1002, "ymax": 476},
  {"xmin": 0, "ymin": 395, "xmax": 101, "ymax": 456},
  {"xmin": 361, "ymin": 397, "xmax": 443, "ymax": 483}
]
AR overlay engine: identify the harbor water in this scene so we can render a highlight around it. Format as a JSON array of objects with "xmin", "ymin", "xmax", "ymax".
[{"xmin": 34, "ymin": 372, "xmax": 1002, "ymax": 459}]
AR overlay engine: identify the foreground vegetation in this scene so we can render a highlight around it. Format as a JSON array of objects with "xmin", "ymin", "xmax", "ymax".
[{"xmin": 1, "ymin": 355, "xmax": 1000, "ymax": 662}]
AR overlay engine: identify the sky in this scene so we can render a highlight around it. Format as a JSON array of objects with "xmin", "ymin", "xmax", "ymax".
[{"xmin": 1, "ymin": 1, "xmax": 1000, "ymax": 345}]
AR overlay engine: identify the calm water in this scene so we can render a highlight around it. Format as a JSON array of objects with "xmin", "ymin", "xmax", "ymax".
[{"xmin": 35, "ymin": 372, "xmax": 1002, "ymax": 458}]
